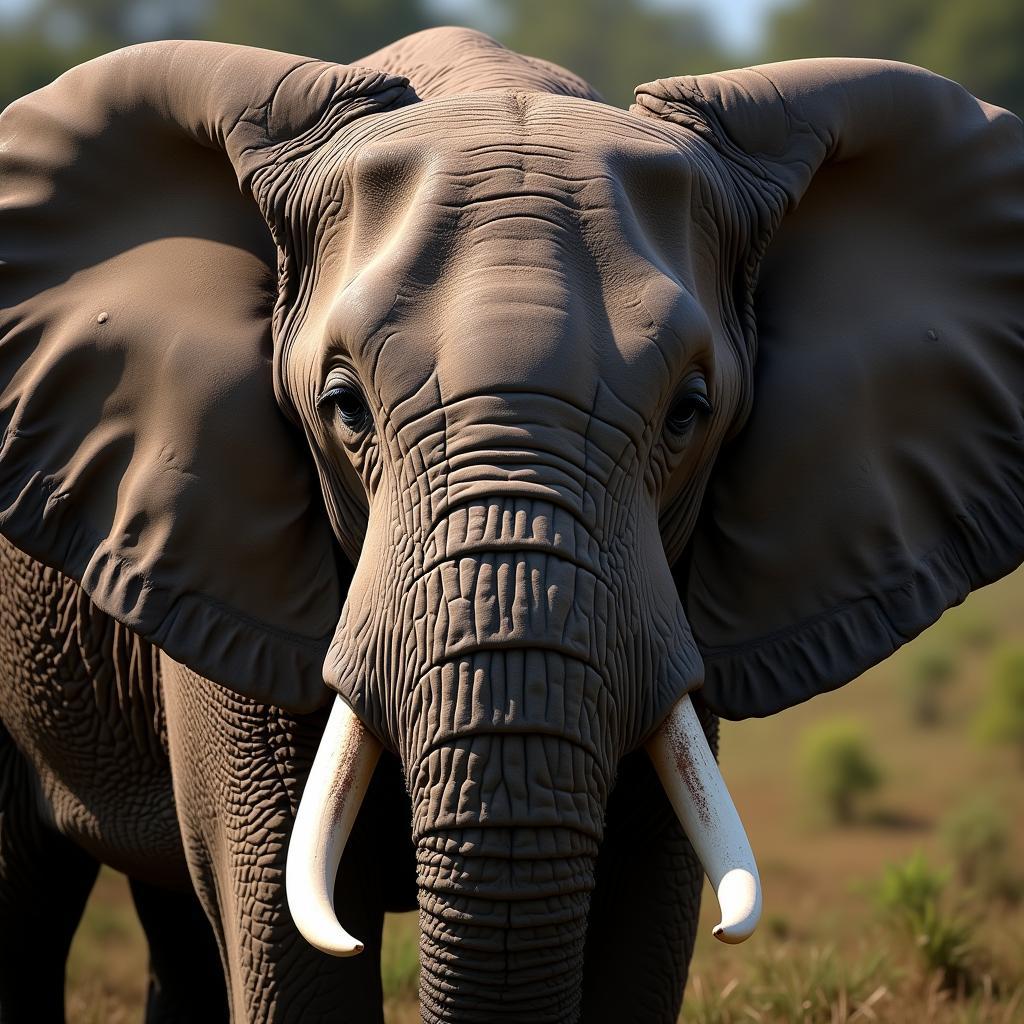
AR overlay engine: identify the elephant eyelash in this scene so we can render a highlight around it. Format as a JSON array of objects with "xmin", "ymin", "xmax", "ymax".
[
  {"xmin": 318, "ymin": 380, "xmax": 372, "ymax": 433},
  {"xmin": 665, "ymin": 381, "xmax": 712, "ymax": 435}
]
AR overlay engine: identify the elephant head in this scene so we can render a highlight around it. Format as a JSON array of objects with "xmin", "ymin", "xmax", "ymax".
[{"xmin": 0, "ymin": 27, "xmax": 1022, "ymax": 1023}]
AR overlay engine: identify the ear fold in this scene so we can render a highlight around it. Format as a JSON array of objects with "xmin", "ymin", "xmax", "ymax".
[
  {"xmin": 634, "ymin": 60, "xmax": 1024, "ymax": 719},
  {"xmin": 0, "ymin": 42, "xmax": 414, "ymax": 710}
]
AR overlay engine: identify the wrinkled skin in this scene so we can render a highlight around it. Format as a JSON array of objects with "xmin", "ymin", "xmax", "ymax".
[
  {"xmin": 1, "ymin": 22, "xmax": 1022, "ymax": 1024},
  {"xmin": 0, "ymin": 30, "xmax": 726, "ymax": 1024},
  {"xmin": 0, "ymin": 46, "xmax": 722, "ymax": 1022},
  {"xmin": 280, "ymin": 87, "xmax": 732, "ymax": 1021}
]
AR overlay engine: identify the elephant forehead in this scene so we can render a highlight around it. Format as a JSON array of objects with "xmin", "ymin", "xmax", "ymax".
[
  {"xmin": 334, "ymin": 90, "xmax": 706, "ymax": 225},
  {"xmin": 345, "ymin": 90, "xmax": 696, "ymax": 160},
  {"xmin": 319, "ymin": 96, "xmax": 713, "ymax": 386},
  {"xmin": 326, "ymin": 216, "xmax": 708, "ymax": 425}
]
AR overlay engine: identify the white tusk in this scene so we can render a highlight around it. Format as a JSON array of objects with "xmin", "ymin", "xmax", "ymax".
[
  {"xmin": 286, "ymin": 695, "xmax": 381, "ymax": 957},
  {"xmin": 646, "ymin": 693, "xmax": 762, "ymax": 944}
]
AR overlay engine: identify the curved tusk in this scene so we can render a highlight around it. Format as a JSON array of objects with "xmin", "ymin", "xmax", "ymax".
[
  {"xmin": 646, "ymin": 693, "xmax": 762, "ymax": 944},
  {"xmin": 286, "ymin": 695, "xmax": 381, "ymax": 957}
]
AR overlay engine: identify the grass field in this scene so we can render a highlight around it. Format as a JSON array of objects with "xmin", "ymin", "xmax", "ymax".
[{"xmin": 66, "ymin": 570, "xmax": 1024, "ymax": 1022}]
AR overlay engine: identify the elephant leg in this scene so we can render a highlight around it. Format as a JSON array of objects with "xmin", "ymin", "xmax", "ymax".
[
  {"xmin": 129, "ymin": 876, "xmax": 229, "ymax": 1024},
  {"xmin": 0, "ymin": 720, "xmax": 99, "ymax": 1023},
  {"xmin": 161, "ymin": 660, "xmax": 412, "ymax": 1024},
  {"xmin": 580, "ymin": 708, "xmax": 719, "ymax": 1024}
]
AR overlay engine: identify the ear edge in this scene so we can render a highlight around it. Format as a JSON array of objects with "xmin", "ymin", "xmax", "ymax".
[
  {"xmin": 699, "ymin": 471, "xmax": 1024, "ymax": 720},
  {"xmin": 637, "ymin": 58, "xmax": 1024, "ymax": 720},
  {"xmin": 0, "ymin": 456, "xmax": 337, "ymax": 713},
  {"xmin": 0, "ymin": 41, "xmax": 412, "ymax": 713}
]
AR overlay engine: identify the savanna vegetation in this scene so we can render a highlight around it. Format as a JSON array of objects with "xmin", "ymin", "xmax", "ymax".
[{"xmin": 4, "ymin": 0, "xmax": 1018, "ymax": 1019}]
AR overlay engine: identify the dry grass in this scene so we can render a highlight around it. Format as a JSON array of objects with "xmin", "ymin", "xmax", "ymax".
[
  {"xmin": 66, "ymin": 869, "xmax": 147, "ymax": 1023},
  {"xmin": 66, "ymin": 571, "xmax": 1024, "ymax": 1023}
]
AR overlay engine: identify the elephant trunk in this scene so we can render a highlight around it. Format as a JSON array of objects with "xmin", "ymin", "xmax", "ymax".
[
  {"xmin": 416, "ymin": 838, "xmax": 593, "ymax": 1023},
  {"xmin": 288, "ymin": 489, "xmax": 760, "ymax": 1016},
  {"xmin": 410, "ymin": 727, "xmax": 602, "ymax": 1023}
]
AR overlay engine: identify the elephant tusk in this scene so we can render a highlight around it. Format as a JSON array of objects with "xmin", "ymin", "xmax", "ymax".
[
  {"xmin": 286, "ymin": 695, "xmax": 381, "ymax": 957},
  {"xmin": 646, "ymin": 693, "xmax": 762, "ymax": 944}
]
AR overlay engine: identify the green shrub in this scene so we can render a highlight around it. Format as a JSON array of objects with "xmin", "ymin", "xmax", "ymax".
[
  {"xmin": 974, "ymin": 647, "xmax": 1024, "ymax": 766},
  {"xmin": 874, "ymin": 853, "xmax": 979, "ymax": 992},
  {"xmin": 943, "ymin": 799, "xmax": 1021, "ymax": 903},
  {"xmin": 913, "ymin": 903, "xmax": 978, "ymax": 992},
  {"xmin": 905, "ymin": 648, "xmax": 957, "ymax": 726},
  {"xmin": 798, "ymin": 719, "xmax": 883, "ymax": 825},
  {"xmin": 875, "ymin": 851, "xmax": 948, "ymax": 921}
]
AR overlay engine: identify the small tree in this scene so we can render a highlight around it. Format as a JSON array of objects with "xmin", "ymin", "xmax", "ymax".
[
  {"xmin": 942, "ymin": 798, "xmax": 1021, "ymax": 902},
  {"xmin": 798, "ymin": 719, "xmax": 882, "ymax": 825},
  {"xmin": 873, "ymin": 853, "xmax": 979, "ymax": 992},
  {"xmin": 974, "ymin": 646, "xmax": 1024, "ymax": 767}
]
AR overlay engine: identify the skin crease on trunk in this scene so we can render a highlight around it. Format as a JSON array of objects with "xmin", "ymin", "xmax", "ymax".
[{"xmin": 1, "ymin": 20, "xmax": 1022, "ymax": 1024}]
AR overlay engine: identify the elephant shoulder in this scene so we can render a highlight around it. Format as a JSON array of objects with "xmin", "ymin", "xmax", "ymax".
[{"xmin": 0, "ymin": 534, "xmax": 186, "ymax": 876}]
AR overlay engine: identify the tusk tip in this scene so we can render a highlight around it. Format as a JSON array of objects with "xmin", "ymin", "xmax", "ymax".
[
  {"xmin": 335, "ymin": 936, "xmax": 365, "ymax": 957},
  {"xmin": 712, "ymin": 920, "xmax": 756, "ymax": 945},
  {"xmin": 303, "ymin": 927, "xmax": 366, "ymax": 958},
  {"xmin": 286, "ymin": 882, "xmax": 367, "ymax": 958},
  {"xmin": 712, "ymin": 867, "xmax": 761, "ymax": 945}
]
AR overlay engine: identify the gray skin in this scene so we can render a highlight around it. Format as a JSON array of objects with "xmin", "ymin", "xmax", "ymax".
[
  {"xmin": 0, "ymin": 35, "xmax": 716, "ymax": 1022},
  {"xmin": 0, "ymin": 538, "xmax": 707, "ymax": 1023},
  {"xmin": 1, "ymin": 23, "xmax": 1022, "ymax": 1024},
  {"xmin": 0, "ymin": 36, "xmax": 720, "ymax": 1019}
]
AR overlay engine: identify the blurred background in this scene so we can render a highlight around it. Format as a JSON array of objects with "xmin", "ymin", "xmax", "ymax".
[
  {"xmin": 0, "ymin": 0, "xmax": 1022, "ymax": 113},
  {"xmin": 3, "ymin": 0, "xmax": 1020, "ymax": 1020}
]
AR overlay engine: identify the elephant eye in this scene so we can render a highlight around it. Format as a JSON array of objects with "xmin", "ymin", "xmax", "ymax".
[
  {"xmin": 318, "ymin": 381, "xmax": 371, "ymax": 433},
  {"xmin": 666, "ymin": 381, "xmax": 712, "ymax": 436}
]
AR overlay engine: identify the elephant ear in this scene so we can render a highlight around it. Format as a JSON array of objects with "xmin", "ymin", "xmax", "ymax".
[
  {"xmin": 634, "ymin": 60, "xmax": 1024, "ymax": 719},
  {"xmin": 0, "ymin": 41, "xmax": 414, "ymax": 710}
]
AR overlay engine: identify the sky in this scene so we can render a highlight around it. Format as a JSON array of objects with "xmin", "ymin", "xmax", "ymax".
[
  {"xmin": 637, "ymin": 0, "xmax": 784, "ymax": 50},
  {"xmin": 432, "ymin": 0, "xmax": 786, "ymax": 51},
  {"xmin": 0, "ymin": 0, "xmax": 787, "ymax": 52}
]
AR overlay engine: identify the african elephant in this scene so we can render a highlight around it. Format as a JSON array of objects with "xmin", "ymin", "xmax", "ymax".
[{"xmin": 0, "ymin": 23, "xmax": 1022, "ymax": 1024}]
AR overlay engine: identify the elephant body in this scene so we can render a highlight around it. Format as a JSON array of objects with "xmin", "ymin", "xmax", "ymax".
[
  {"xmin": 0, "ymin": 23, "xmax": 1021, "ymax": 1024},
  {"xmin": 0, "ymin": 531, "xmax": 708, "ymax": 1021}
]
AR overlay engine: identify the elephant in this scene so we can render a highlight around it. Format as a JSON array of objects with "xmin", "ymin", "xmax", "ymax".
[{"xmin": 0, "ymin": 22, "xmax": 1022, "ymax": 1024}]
